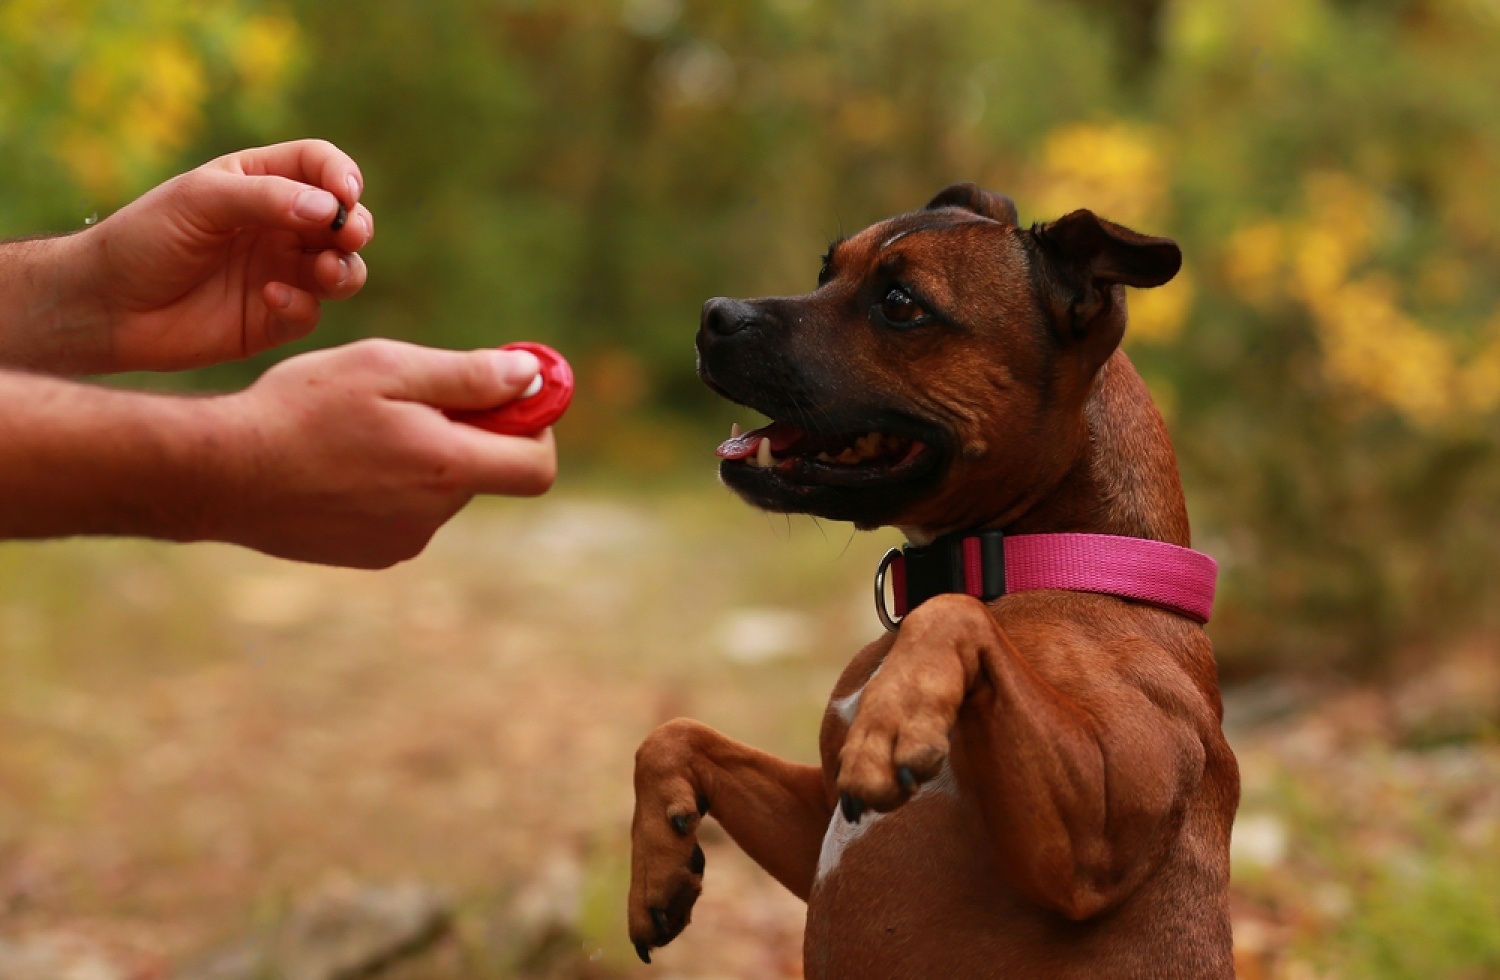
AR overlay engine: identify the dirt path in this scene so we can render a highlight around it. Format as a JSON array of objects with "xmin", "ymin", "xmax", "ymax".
[{"xmin": 2, "ymin": 491, "xmax": 1497, "ymax": 978}]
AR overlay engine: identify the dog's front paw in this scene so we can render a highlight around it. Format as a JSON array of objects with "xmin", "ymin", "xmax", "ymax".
[
  {"xmin": 836, "ymin": 609, "xmax": 968, "ymax": 819},
  {"xmin": 628, "ymin": 721, "xmax": 712, "ymax": 963},
  {"xmin": 837, "ymin": 689, "xmax": 952, "ymax": 820}
]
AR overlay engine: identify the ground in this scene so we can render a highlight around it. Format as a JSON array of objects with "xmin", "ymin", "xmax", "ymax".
[{"xmin": 1, "ymin": 489, "xmax": 1497, "ymax": 979}]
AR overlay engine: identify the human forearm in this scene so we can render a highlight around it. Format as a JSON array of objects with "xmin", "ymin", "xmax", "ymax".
[
  {"xmin": 0, "ymin": 368, "xmax": 238, "ymax": 542},
  {"xmin": 0, "ymin": 341, "xmax": 556, "ymax": 566}
]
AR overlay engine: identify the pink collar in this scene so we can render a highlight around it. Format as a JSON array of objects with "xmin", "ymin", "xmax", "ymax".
[{"xmin": 874, "ymin": 530, "xmax": 1218, "ymax": 630}]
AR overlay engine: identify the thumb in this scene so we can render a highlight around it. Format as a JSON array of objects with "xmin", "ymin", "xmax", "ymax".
[{"xmin": 386, "ymin": 346, "xmax": 542, "ymax": 411}]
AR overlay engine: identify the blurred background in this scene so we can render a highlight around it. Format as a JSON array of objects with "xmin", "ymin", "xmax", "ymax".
[{"xmin": 2, "ymin": 0, "xmax": 1499, "ymax": 977}]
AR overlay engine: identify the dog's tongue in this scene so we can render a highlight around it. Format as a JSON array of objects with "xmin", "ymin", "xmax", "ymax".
[{"xmin": 716, "ymin": 422, "xmax": 803, "ymax": 459}]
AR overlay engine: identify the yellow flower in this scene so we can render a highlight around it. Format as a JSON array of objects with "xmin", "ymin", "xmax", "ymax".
[
  {"xmin": 1459, "ymin": 314, "xmax": 1500, "ymax": 415},
  {"xmin": 1313, "ymin": 276, "xmax": 1458, "ymax": 425},
  {"xmin": 1028, "ymin": 121, "xmax": 1165, "ymax": 226},
  {"xmin": 1128, "ymin": 270, "xmax": 1195, "ymax": 345},
  {"xmin": 1223, "ymin": 220, "xmax": 1286, "ymax": 308},
  {"xmin": 234, "ymin": 12, "xmax": 300, "ymax": 95}
]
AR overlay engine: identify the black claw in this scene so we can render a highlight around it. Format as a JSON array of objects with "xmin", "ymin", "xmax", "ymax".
[
  {"xmin": 839, "ymin": 791, "xmax": 865, "ymax": 823},
  {"xmin": 689, "ymin": 843, "xmax": 706, "ymax": 875},
  {"xmin": 635, "ymin": 941, "xmax": 652, "ymax": 964},
  {"xmin": 897, "ymin": 765, "xmax": 918, "ymax": 792},
  {"xmin": 669, "ymin": 813, "xmax": 691, "ymax": 836},
  {"xmin": 331, "ymin": 201, "xmax": 348, "ymax": 232},
  {"xmin": 651, "ymin": 907, "xmax": 671, "ymax": 939},
  {"xmin": 696, "ymin": 793, "xmax": 711, "ymax": 816}
]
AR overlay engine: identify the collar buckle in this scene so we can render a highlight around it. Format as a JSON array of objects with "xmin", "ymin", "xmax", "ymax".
[
  {"xmin": 873, "ymin": 530, "xmax": 1007, "ymax": 632},
  {"xmin": 873, "ymin": 548, "xmax": 904, "ymax": 632}
]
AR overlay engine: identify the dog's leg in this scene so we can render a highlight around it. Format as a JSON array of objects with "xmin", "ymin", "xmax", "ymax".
[
  {"xmin": 837, "ymin": 594, "xmax": 1210, "ymax": 921},
  {"xmin": 628, "ymin": 717, "xmax": 831, "ymax": 960}
]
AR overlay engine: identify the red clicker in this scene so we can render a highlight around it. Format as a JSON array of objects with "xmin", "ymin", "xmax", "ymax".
[{"xmin": 449, "ymin": 342, "xmax": 574, "ymax": 436}]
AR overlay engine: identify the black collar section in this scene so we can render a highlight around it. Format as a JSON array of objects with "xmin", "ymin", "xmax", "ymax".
[{"xmin": 900, "ymin": 528, "xmax": 1007, "ymax": 612}]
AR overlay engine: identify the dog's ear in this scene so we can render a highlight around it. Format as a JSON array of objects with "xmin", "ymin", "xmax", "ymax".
[
  {"xmin": 925, "ymin": 182, "xmax": 1019, "ymax": 226},
  {"xmin": 1030, "ymin": 210, "xmax": 1182, "ymax": 370},
  {"xmin": 1033, "ymin": 209, "xmax": 1180, "ymax": 289}
]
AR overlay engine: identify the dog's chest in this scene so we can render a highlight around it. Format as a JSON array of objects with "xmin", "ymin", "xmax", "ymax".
[{"xmin": 815, "ymin": 678, "xmax": 957, "ymax": 882}]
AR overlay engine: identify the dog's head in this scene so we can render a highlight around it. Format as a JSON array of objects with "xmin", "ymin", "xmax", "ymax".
[{"xmin": 699, "ymin": 183, "xmax": 1181, "ymax": 535}]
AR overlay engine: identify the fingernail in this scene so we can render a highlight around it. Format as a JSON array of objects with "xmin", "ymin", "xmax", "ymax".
[
  {"xmin": 336, "ymin": 256, "xmax": 350, "ymax": 286},
  {"xmin": 345, "ymin": 174, "xmax": 361, "ymax": 203},
  {"xmin": 293, "ymin": 189, "xmax": 338, "ymax": 222},
  {"xmin": 266, "ymin": 283, "xmax": 294, "ymax": 309},
  {"xmin": 492, "ymin": 349, "xmax": 540, "ymax": 387}
]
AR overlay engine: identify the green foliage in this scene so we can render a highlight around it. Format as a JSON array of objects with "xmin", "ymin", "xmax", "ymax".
[
  {"xmin": 5, "ymin": 0, "xmax": 1500, "ymax": 671},
  {"xmin": 0, "ymin": 0, "xmax": 303, "ymax": 230},
  {"xmin": 1262, "ymin": 750, "xmax": 1500, "ymax": 978}
]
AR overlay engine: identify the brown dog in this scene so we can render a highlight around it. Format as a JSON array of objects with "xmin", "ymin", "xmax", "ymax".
[{"xmin": 627, "ymin": 184, "xmax": 1239, "ymax": 978}]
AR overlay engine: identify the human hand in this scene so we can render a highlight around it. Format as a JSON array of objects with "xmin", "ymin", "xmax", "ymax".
[
  {"xmin": 57, "ymin": 139, "xmax": 373, "ymax": 374},
  {"xmin": 203, "ymin": 339, "xmax": 557, "ymax": 568}
]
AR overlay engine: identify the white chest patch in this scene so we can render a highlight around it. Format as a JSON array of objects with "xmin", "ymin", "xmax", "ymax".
[{"xmin": 816, "ymin": 675, "xmax": 958, "ymax": 882}]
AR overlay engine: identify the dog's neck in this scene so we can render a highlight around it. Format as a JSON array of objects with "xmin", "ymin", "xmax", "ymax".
[
  {"xmin": 901, "ymin": 352, "xmax": 1192, "ymax": 548},
  {"xmin": 1015, "ymin": 351, "xmax": 1192, "ymax": 546}
]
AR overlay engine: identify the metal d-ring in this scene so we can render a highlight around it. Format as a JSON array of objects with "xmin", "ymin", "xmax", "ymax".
[{"xmin": 874, "ymin": 547, "xmax": 903, "ymax": 632}]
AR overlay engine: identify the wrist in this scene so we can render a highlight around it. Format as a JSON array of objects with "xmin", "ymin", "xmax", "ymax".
[
  {"xmin": 157, "ymin": 389, "xmax": 261, "ymax": 546},
  {"xmin": 0, "ymin": 229, "xmax": 114, "ymax": 374}
]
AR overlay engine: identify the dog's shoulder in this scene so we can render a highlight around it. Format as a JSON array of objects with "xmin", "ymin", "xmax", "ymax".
[{"xmin": 989, "ymin": 590, "xmax": 1223, "ymax": 720}]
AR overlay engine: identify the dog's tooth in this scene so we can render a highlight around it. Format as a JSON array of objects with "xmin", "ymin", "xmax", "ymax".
[
  {"xmin": 756, "ymin": 437, "xmax": 774, "ymax": 468},
  {"xmin": 837, "ymin": 448, "xmax": 859, "ymax": 464},
  {"xmin": 817, "ymin": 451, "xmax": 833, "ymax": 462},
  {"xmin": 731, "ymin": 422, "xmax": 742, "ymax": 439}
]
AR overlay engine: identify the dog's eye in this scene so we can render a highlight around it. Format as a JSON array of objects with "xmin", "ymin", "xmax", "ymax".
[
  {"xmin": 818, "ymin": 246, "xmax": 836, "ymax": 286},
  {"xmin": 880, "ymin": 287, "xmax": 923, "ymax": 325}
]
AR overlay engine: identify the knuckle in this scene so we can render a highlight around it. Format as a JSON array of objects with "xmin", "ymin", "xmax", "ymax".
[
  {"xmin": 506, "ymin": 450, "xmax": 557, "ymax": 498},
  {"xmin": 431, "ymin": 466, "xmax": 468, "ymax": 498},
  {"xmin": 160, "ymin": 172, "xmax": 202, "ymax": 212},
  {"xmin": 456, "ymin": 354, "xmax": 496, "ymax": 399},
  {"xmin": 347, "ymin": 338, "xmax": 404, "ymax": 374},
  {"xmin": 302, "ymin": 137, "xmax": 341, "ymax": 158}
]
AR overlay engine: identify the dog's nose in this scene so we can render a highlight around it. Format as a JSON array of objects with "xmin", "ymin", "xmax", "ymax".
[{"xmin": 701, "ymin": 297, "xmax": 757, "ymax": 337}]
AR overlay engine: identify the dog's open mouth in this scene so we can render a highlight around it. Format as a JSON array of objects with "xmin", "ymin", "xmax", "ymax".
[{"xmin": 716, "ymin": 420, "xmax": 933, "ymax": 487}]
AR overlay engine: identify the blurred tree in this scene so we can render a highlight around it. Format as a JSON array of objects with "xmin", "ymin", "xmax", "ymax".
[
  {"xmin": 4, "ymin": 0, "xmax": 1500, "ymax": 673},
  {"xmin": 0, "ymin": 0, "xmax": 303, "ymax": 231},
  {"xmin": 1143, "ymin": 0, "xmax": 1500, "ymax": 671}
]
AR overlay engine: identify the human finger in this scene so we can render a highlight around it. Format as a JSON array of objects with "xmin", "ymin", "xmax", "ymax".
[
  {"xmin": 344, "ymin": 203, "xmax": 374, "ymax": 250},
  {"xmin": 177, "ymin": 168, "xmax": 346, "ymax": 243},
  {"xmin": 215, "ymin": 139, "xmax": 363, "ymax": 210},
  {"xmin": 262, "ymin": 282, "xmax": 322, "ymax": 347},
  {"xmin": 456, "ymin": 427, "xmax": 558, "ymax": 497},
  {"xmin": 379, "ymin": 344, "xmax": 542, "ymax": 411},
  {"xmin": 299, "ymin": 249, "xmax": 368, "ymax": 300},
  {"xmin": 324, "ymin": 201, "xmax": 375, "ymax": 253}
]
